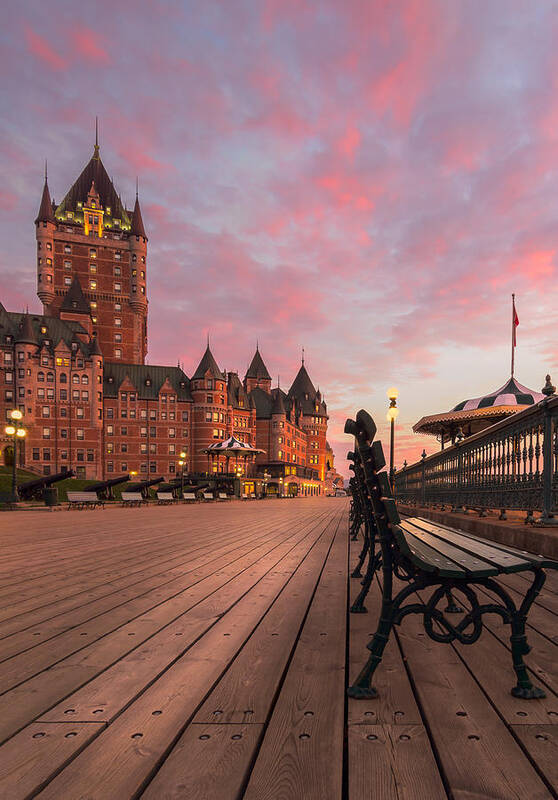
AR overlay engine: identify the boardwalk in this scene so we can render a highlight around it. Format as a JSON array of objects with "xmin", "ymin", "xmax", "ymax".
[{"xmin": 0, "ymin": 498, "xmax": 556, "ymax": 798}]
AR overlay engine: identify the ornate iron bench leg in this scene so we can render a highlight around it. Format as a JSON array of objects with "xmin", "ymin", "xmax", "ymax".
[
  {"xmin": 348, "ymin": 595, "xmax": 395, "ymax": 698},
  {"xmin": 350, "ymin": 550, "xmax": 380, "ymax": 613},
  {"xmin": 351, "ymin": 518, "xmax": 370, "ymax": 579},
  {"xmin": 444, "ymin": 590, "xmax": 463, "ymax": 614}
]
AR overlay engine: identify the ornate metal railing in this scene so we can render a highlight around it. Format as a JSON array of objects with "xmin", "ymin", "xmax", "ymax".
[{"xmin": 394, "ymin": 394, "xmax": 558, "ymax": 521}]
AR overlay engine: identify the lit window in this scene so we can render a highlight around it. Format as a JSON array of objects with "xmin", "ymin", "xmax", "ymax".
[
  {"xmin": 90, "ymin": 263, "xmax": 97, "ymax": 273},
  {"xmin": 114, "ymin": 317, "xmax": 121, "ymax": 327},
  {"xmin": 115, "ymin": 251, "xmax": 121, "ymax": 261},
  {"xmin": 115, "ymin": 303, "xmax": 121, "ymax": 311},
  {"xmin": 114, "ymin": 266, "xmax": 121, "ymax": 276},
  {"xmin": 115, "ymin": 348, "xmax": 122, "ymax": 359},
  {"xmin": 64, "ymin": 245, "xmax": 71, "ymax": 254},
  {"xmin": 90, "ymin": 249, "xmax": 97, "ymax": 259},
  {"xmin": 90, "ymin": 280, "xmax": 97, "ymax": 289},
  {"xmin": 64, "ymin": 277, "xmax": 72, "ymax": 286},
  {"xmin": 64, "ymin": 260, "xmax": 71, "ymax": 270},
  {"xmin": 114, "ymin": 283, "xmax": 121, "ymax": 292}
]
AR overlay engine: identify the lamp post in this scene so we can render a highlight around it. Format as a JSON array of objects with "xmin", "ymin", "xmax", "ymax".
[
  {"xmin": 386, "ymin": 387, "xmax": 399, "ymax": 489},
  {"xmin": 5, "ymin": 409, "xmax": 26, "ymax": 503},
  {"xmin": 179, "ymin": 451, "xmax": 187, "ymax": 496}
]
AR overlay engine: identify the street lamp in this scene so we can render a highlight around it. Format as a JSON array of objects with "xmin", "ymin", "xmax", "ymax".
[
  {"xmin": 386, "ymin": 387, "xmax": 399, "ymax": 489},
  {"xmin": 179, "ymin": 451, "xmax": 187, "ymax": 496},
  {"xmin": 5, "ymin": 409, "xmax": 26, "ymax": 503}
]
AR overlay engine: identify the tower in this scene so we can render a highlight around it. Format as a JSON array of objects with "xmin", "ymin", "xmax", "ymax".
[
  {"xmin": 35, "ymin": 129, "xmax": 148, "ymax": 364},
  {"xmin": 244, "ymin": 346, "xmax": 272, "ymax": 394}
]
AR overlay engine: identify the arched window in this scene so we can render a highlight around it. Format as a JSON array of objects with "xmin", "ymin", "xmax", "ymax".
[
  {"xmin": 47, "ymin": 372, "xmax": 54, "ymax": 383},
  {"xmin": 38, "ymin": 371, "xmax": 45, "ymax": 382},
  {"xmin": 81, "ymin": 375, "xmax": 89, "ymax": 385},
  {"xmin": 72, "ymin": 374, "xmax": 80, "ymax": 384},
  {"xmin": 60, "ymin": 373, "xmax": 67, "ymax": 384}
]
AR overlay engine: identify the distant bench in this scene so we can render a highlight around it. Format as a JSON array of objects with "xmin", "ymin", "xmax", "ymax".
[
  {"xmin": 67, "ymin": 492, "xmax": 104, "ymax": 510},
  {"xmin": 346, "ymin": 409, "xmax": 558, "ymax": 702},
  {"xmin": 157, "ymin": 492, "xmax": 176, "ymax": 505},
  {"xmin": 121, "ymin": 492, "xmax": 145, "ymax": 507}
]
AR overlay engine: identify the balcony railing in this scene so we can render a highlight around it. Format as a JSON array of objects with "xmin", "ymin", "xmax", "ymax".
[{"xmin": 394, "ymin": 394, "xmax": 558, "ymax": 522}]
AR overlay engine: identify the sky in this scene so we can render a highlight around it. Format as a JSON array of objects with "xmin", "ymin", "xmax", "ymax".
[{"xmin": 1, "ymin": 0, "xmax": 557, "ymax": 478}]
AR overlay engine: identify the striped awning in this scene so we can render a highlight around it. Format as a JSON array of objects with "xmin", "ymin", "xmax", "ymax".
[
  {"xmin": 201, "ymin": 436, "xmax": 265, "ymax": 455},
  {"xmin": 452, "ymin": 377, "xmax": 544, "ymax": 412}
]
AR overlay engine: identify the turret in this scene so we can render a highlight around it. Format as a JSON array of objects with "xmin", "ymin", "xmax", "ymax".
[
  {"xmin": 129, "ymin": 191, "xmax": 148, "ymax": 313},
  {"xmin": 244, "ymin": 346, "xmax": 272, "ymax": 393},
  {"xmin": 36, "ymin": 170, "xmax": 56, "ymax": 308}
]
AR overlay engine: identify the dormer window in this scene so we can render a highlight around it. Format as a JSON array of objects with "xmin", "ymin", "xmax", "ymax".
[
  {"xmin": 108, "ymin": 376, "xmax": 114, "ymax": 384},
  {"xmin": 40, "ymin": 326, "xmax": 47, "ymax": 334},
  {"xmin": 145, "ymin": 378, "xmax": 151, "ymax": 386}
]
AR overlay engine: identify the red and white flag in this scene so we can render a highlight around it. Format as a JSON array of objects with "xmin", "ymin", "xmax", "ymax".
[{"xmin": 512, "ymin": 298, "xmax": 519, "ymax": 346}]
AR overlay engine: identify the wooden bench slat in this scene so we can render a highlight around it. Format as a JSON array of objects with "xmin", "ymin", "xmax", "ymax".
[
  {"xmin": 392, "ymin": 526, "xmax": 467, "ymax": 578},
  {"xmin": 399, "ymin": 520, "xmax": 499, "ymax": 577},
  {"xmin": 406, "ymin": 518, "xmax": 535, "ymax": 573}
]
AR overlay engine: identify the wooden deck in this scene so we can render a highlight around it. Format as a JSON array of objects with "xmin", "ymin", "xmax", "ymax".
[{"xmin": 0, "ymin": 498, "xmax": 556, "ymax": 799}]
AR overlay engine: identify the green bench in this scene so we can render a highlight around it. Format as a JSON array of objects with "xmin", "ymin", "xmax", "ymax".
[{"xmin": 346, "ymin": 409, "xmax": 558, "ymax": 701}]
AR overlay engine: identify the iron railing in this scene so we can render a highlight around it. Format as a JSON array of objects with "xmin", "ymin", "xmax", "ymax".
[{"xmin": 394, "ymin": 394, "xmax": 558, "ymax": 521}]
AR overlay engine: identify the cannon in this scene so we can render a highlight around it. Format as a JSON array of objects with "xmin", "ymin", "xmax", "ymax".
[
  {"xmin": 126, "ymin": 476, "xmax": 164, "ymax": 499},
  {"xmin": 17, "ymin": 469, "xmax": 75, "ymax": 501},
  {"xmin": 87, "ymin": 474, "xmax": 130, "ymax": 500}
]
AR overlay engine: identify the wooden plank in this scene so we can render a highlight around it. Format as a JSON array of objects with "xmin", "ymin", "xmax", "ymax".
[
  {"xmin": 192, "ymin": 517, "xmax": 339, "ymax": 723},
  {"xmin": 511, "ymin": 725, "xmax": 558, "ymax": 793},
  {"xmin": 397, "ymin": 601, "xmax": 552, "ymax": 799},
  {"xmin": 142, "ymin": 724, "xmax": 263, "ymax": 800},
  {"xmin": 242, "ymin": 522, "xmax": 348, "ymax": 800},
  {"xmin": 0, "ymin": 514, "xmax": 327, "ymax": 742},
  {"xmin": 0, "ymin": 516, "xmax": 318, "ymax": 693},
  {"xmin": 0, "ymin": 722, "xmax": 105, "ymax": 799},
  {"xmin": 394, "ymin": 527, "xmax": 467, "ymax": 577},
  {"xmin": 348, "ymin": 725, "xmax": 446, "ymax": 800},
  {"xmin": 30, "ymin": 514, "xmax": 338, "ymax": 798}
]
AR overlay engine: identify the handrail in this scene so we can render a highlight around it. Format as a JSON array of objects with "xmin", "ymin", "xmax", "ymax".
[{"xmin": 394, "ymin": 395, "xmax": 558, "ymax": 520}]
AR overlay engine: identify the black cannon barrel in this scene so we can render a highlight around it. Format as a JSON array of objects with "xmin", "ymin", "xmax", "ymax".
[
  {"xmin": 88, "ymin": 473, "xmax": 130, "ymax": 499},
  {"xmin": 126, "ymin": 476, "xmax": 164, "ymax": 498},
  {"xmin": 17, "ymin": 470, "xmax": 75, "ymax": 500}
]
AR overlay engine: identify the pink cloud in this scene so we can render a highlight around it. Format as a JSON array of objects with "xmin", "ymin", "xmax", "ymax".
[
  {"xmin": 70, "ymin": 25, "xmax": 110, "ymax": 64},
  {"xmin": 24, "ymin": 27, "xmax": 66, "ymax": 70}
]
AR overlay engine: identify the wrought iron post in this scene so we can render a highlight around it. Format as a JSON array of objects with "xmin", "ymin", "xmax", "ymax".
[
  {"xmin": 421, "ymin": 449, "xmax": 426, "ymax": 506},
  {"xmin": 539, "ymin": 376, "xmax": 556, "ymax": 525}
]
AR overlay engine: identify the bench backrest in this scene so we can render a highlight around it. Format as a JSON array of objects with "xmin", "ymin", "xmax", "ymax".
[
  {"xmin": 157, "ymin": 492, "xmax": 174, "ymax": 500},
  {"xmin": 345, "ymin": 411, "xmax": 400, "ymax": 555},
  {"xmin": 122, "ymin": 492, "xmax": 142, "ymax": 500},
  {"xmin": 183, "ymin": 492, "xmax": 197, "ymax": 500},
  {"xmin": 67, "ymin": 492, "xmax": 99, "ymax": 501},
  {"xmin": 219, "ymin": 493, "xmax": 228, "ymax": 499}
]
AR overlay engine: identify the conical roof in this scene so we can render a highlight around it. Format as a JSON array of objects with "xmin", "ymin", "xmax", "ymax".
[
  {"xmin": 35, "ymin": 178, "xmax": 55, "ymax": 224},
  {"xmin": 192, "ymin": 345, "xmax": 224, "ymax": 381},
  {"xmin": 245, "ymin": 347, "xmax": 271, "ymax": 381},
  {"xmin": 452, "ymin": 377, "xmax": 544, "ymax": 411},
  {"xmin": 17, "ymin": 314, "xmax": 38, "ymax": 345},
  {"xmin": 271, "ymin": 388, "xmax": 286, "ymax": 414},
  {"xmin": 55, "ymin": 145, "xmax": 129, "ymax": 224},
  {"xmin": 89, "ymin": 336, "xmax": 102, "ymax": 356},
  {"xmin": 288, "ymin": 363, "xmax": 317, "ymax": 400},
  {"xmin": 60, "ymin": 276, "xmax": 91, "ymax": 315},
  {"xmin": 130, "ymin": 195, "xmax": 147, "ymax": 239}
]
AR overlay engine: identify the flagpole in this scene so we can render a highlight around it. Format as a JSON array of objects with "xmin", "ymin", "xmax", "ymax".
[{"xmin": 512, "ymin": 294, "xmax": 515, "ymax": 378}]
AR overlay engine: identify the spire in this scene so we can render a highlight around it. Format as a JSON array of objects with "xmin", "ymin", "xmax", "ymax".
[
  {"xmin": 94, "ymin": 116, "xmax": 99, "ymax": 159},
  {"xmin": 130, "ymin": 192, "xmax": 147, "ymax": 239},
  {"xmin": 89, "ymin": 336, "xmax": 103, "ymax": 356},
  {"xmin": 60, "ymin": 275, "xmax": 91, "ymax": 315},
  {"xmin": 35, "ymin": 171, "xmax": 55, "ymax": 224},
  {"xmin": 245, "ymin": 347, "xmax": 271, "ymax": 381},
  {"xmin": 192, "ymin": 344, "xmax": 224, "ymax": 380},
  {"xmin": 302, "ymin": 346, "xmax": 305, "ymax": 365}
]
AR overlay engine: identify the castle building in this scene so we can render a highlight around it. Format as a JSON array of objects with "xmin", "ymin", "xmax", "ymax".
[{"xmin": 0, "ymin": 133, "xmax": 331, "ymax": 495}]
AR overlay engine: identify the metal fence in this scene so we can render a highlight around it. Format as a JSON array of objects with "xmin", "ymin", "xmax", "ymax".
[{"xmin": 394, "ymin": 394, "xmax": 558, "ymax": 521}]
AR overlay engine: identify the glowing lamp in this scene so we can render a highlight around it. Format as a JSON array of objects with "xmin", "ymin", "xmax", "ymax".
[
  {"xmin": 387, "ymin": 387, "xmax": 398, "ymax": 401},
  {"xmin": 178, "ymin": 460, "xmax": 184, "ymax": 466},
  {"xmin": 5, "ymin": 425, "xmax": 16, "ymax": 436},
  {"xmin": 180, "ymin": 451, "xmax": 187, "ymax": 458},
  {"xmin": 16, "ymin": 428, "xmax": 26, "ymax": 438},
  {"xmin": 10, "ymin": 409, "xmax": 23, "ymax": 421},
  {"xmin": 386, "ymin": 406, "xmax": 399, "ymax": 422}
]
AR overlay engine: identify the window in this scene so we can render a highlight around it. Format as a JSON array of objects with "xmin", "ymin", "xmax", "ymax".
[
  {"xmin": 107, "ymin": 425, "xmax": 114, "ymax": 435},
  {"xmin": 132, "ymin": 253, "xmax": 137, "ymax": 263},
  {"xmin": 32, "ymin": 448, "xmax": 40, "ymax": 461},
  {"xmin": 150, "ymin": 462, "xmax": 156, "ymax": 473},
  {"xmin": 115, "ymin": 318, "xmax": 121, "ymax": 327},
  {"xmin": 89, "ymin": 248, "xmax": 97, "ymax": 259},
  {"xmin": 149, "ymin": 443, "xmax": 156, "ymax": 453},
  {"xmin": 42, "ymin": 406, "xmax": 50, "ymax": 418},
  {"xmin": 87, "ymin": 450, "xmax": 94, "ymax": 462},
  {"xmin": 121, "ymin": 463, "xmax": 128, "ymax": 472},
  {"xmin": 64, "ymin": 276, "xmax": 72, "ymax": 286},
  {"xmin": 114, "ymin": 266, "xmax": 121, "ymax": 276},
  {"xmin": 168, "ymin": 428, "xmax": 176, "ymax": 438},
  {"xmin": 114, "ymin": 303, "xmax": 121, "ymax": 312},
  {"xmin": 76, "ymin": 429, "xmax": 84, "ymax": 440},
  {"xmin": 169, "ymin": 463, "xmax": 175, "ymax": 473},
  {"xmin": 106, "ymin": 408, "xmax": 114, "ymax": 419},
  {"xmin": 43, "ymin": 427, "xmax": 51, "ymax": 439},
  {"xmin": 115, "ymin": 349, "xmax": 122, "ymax": 359},
  {"xmin": 121, "ymin": 426, "xmax": 127, "ymax": 435},
  {"xmin": 61, "ymin": 429, "xmax": 68, "ymax": 439},
  {"xmin": 114, "ymin": 283, "xmax": 121, "ymax": 293},
  {"xmin": 169, "ymin": 444, "xmax": 175, "ymax": 454},
  {"xmin": 205, "ymin": 412, "xmax": 212, "ymax": 422},
  {"xmin": 140, "ymin": 443, "xmax": 147, "ymax": 454},
  {"xmin": 72, "ymin": 374, "xmax": 80, "ymax": 384},
  {"xmin": 60, "ymin": 373, "xmax": 67, "ymax": 383},
  {"xmin": 107, "ymin": 461, "xmax": 114, "ymax": 473},
  {"xmin": 206, "ymin": 395, "xmax": 213, "ymax": 403},
  {"xmin": 107, "ymin": 443, "xmax": 114, "ymax": 454},
  {"xmin": 115, "ymin": 333, "xmax": 122, "ymax": 342},
  {"xmin": 213, "ymin": 429, "xmax": 220, "ymax": 439},
  {"xmin": 60, "ymin": 407, "xmax": 67, "ymax": 418},
  {"xmin": 140, "ymin": 427, "xmax": 147, "ymax": 437},
  {"xmin": 43, "ymin": 449, "xmax": 51, "ymax": 461},
  {"xmin": 121, "ymin": 443, "xmax": 128, "ymax": 453},
  {"xmin": 77, "ymin": 450, "xmax": 84, "ymax": 462},
  {"xmin": 64, "ymin": 245, "xmax": 71, "ymax": 254},
  {"xmin": 149, "ymin": 426, "xmax": 156, "ymax": 437},
  {"xmin": 89, "ymin": 263, "xmax": 97, "ymax": 273},
  {"xmin": 115, "ymin": 251, "xmax": 121, "ymax": 261},
  {"xmin": 76, "ymin": 406, "xmax": 84, "ymax": 417},
  {"xmin": 5, "ymin": 371, "xmax": 13, "ymax": 383},
  {"xmin": 90, "ymin": 279, "xmax": 97, "ymax": 289},
  {"xmin": 141, "ymin": 271, "xmax": 145, "ymax": 279},
  {"xmin": 64, "ymin": 260, "xmax": 72, "ymax": 270},
  {"xmin": 278, "ymin": 450, "xmax": 283, "ymax": 459}
]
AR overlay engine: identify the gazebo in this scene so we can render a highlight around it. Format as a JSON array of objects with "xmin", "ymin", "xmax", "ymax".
[
  {"xmin": 413, "ymin": 377, "xmax": 545, "ymax": 449},
  {"xmin": 201, "ymin": 435, "xmax": 265, "ymax": 477}
]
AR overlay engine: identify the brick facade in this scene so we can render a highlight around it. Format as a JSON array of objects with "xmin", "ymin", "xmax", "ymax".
[{"xmin": 1, "ymin": 135, "xmax": 332, "ymax": 493}]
